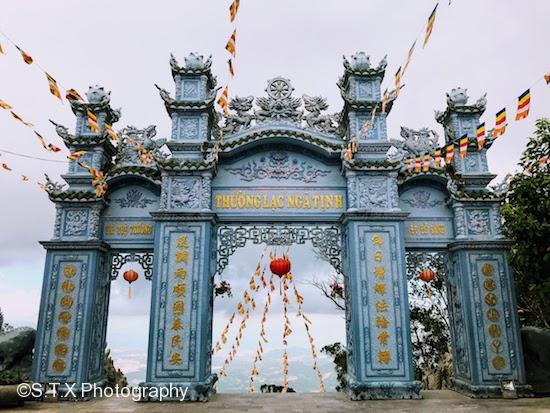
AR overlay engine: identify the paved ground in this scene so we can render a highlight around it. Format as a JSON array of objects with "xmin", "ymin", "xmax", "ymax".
[{"xmin": 5, "ymin": 391, "xmax": 550, "ymax": 413}]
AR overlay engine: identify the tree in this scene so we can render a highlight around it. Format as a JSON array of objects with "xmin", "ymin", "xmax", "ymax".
[{"xmin": 501, "ymin": 118, "xmax": 550, "ymax": 329}]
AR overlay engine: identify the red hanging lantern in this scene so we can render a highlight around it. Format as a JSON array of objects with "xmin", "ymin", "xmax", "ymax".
[
  {"xmin": 418, "ymin": 267, "xmax": 435, "ymax": 283},
  {"xmin": 270, "ymin": 257, "xmax": 291, "ymax": 277},
  {"xmin": 123, "ymin": 269, "xmax": 139, "ymax": 298}
]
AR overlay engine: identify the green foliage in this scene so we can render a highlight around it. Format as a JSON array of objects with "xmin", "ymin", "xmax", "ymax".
[
  {"xmin": 501, "ymin": 118, "xmax": 550, "ymax": 329},
  {"xmin": 0, "ymin": 370, "xmax": 23, "ymax": 385},
  {"xmin": 320, "ymin": 342, "xmax": 347, "ymax": 392}
]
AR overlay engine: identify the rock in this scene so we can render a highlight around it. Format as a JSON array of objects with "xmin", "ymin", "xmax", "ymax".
[
  {"xmin": 521, "ymin": 327, "xmax": 550, "ymax": 395},
  {"xmin": 0, "ymin": 327, "xmax": 35, "ymax": 380}
]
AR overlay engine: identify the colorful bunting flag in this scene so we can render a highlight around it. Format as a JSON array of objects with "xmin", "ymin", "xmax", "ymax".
[
  {"xmin": 229, "ymin": 0, "xmax": 240, "ymax": 22},
  {"xmin": 0, "ymin": 42, "xmax": 4, "ymax": 55},
  {"xmin": 15, "ymin": 45, "xmax": 33, "ymax": 64},
  {"xmin": 544, "ymin": 71, "xmax": 550, "ymax": 84},
  {"xmin": 87, "ymin": 110, "xmax": 100, "ymax": 133},
  {"xmin": 1, "ymin": 163, "xmax": 12, "ymax": 171},
  {"xmin": 476, "ymin": 123, "xmax": 486, "ymax": 150},
  {"xmin": 434, "ymin": 149, "xmax": 441, "ymax": 167},
  {"xmin": 445, "ymin": 144, "xmax": 454, "ymax": 164},
  {"xmin": 66, "ymin": 89, "xmax": 84, "ymax": 102},
  {"xmin": 459, "ymin": 135, "xmax": 469, "ymax": 158},
  {"xmin": 494, "ymin": 108, "xmax": 507, "ymax": 137},
  {"xmin": 402, "ymin": 41, "xmax": 416, "ymax": 75},
  {"xmin": 422, "ymin": 154, "xmax": 431, "ymax": 171},
  {"xmin": 228, "ymin": 59, "xmax": 235, "ymax": 77},
  {"xmin": 48, "ymin": 144, "xmax": 62, "ymax": 153},
  {"xmin": 0, "ymin": 100, "xmax": 12, "ymax": 110},
  {"xmin": 67, "ymin": 151, "xmax": 86, "ymax": 161},
  {"xmin": 21, "ymin": 175, "xmax": 29, "ymax": 181},
  {"xmin": 381, "ymin": 89, "xmax": 389, "ymax": 113},
  {"xmin": 423, "ymin": 3, "xmax": 439, "ymax": 48},
  {"xmin": 406, "ymin": 159, "xmax": 412, "ymax": 174},
  {"xmin": 105, "ymin": 124, "xmax": 119, "ymax": 141},
  {"xmin": 34, "ymin": 131, "xmax": 48, "ymax": 150},
  {"xmin": 10, "ymin": 111, "xmax": 33, "ymax": 127},
  {"xmin": 218, "ymin": 87, "xmax": 229, "ymax": 114},
  {"xmin": 226, "ymin": 30, "xmax": 237, "ymax": 57},
  {"xmin": 515, "ymin": 89, "xmax": 530, "ymax": 121},
  {"xmin": 394, "ymin": 66, "xmax": 402, "ymax": 89},
  {"xmin": 45, "ymin": 73, "xmax": 62, "ymax": 100}
]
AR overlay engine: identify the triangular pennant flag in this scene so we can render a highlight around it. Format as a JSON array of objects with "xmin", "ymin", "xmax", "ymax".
[
  {"xmin": 86, "ymin": 110, "xmax": 100, "ymax": 133},
  {"xmin": 434, "ymin": 149, "xmax": 442, "ymax": 168},
  {"xmin": 15, "ymin": 45, "xmax": 33, "ymax": 64},
  {"xmin": 0, "ymin": 100, "xmax": 12, "ymax": 110},
  {"xmin": 423, "ymin": 3, "xmax": 439, "ymax": 47},
  {"xmin": 228, "ymin": 59, "xmax": 235, "ymax": 77},
  {"xmin": 217, "ymin": 87, "xmax": 229, "ymax": 115},
  {"xmin": 422, "ymin": 153, "xmax": 431, "ymax": 171},
  {"xmin": 10, "ymin": 111, "xmax": 33, "ymax": 126},
  {"xmin": 34, "ymin": 131, "xmax": 49, "ymax": 150},
  {"xmin": 402, "ymin": 41, "xmax": 416, "ymax": 75},
  {"xmin": 45, "ymin": 73, "xmax": 62, "ymax": 100},
  {"xmin": 229, "ymin": 0, "xmax": 240, "ymax": 22},
  {"xmin": 225, "ymin": 30, "xmax": 237, "ymax": 57},
  {"xmin": 414, "ymin": 156, "xmax": 421, "ymax": 173},
  {"xmin": 544, "ymin": 71, "xmax": 550, "ymax": 85},
  {"xmin": 66, "ymin": 89, "xmax": 84, "ymax": 102},
  {"xmin": 105, "ymin": 124, "xmax": 119, "ymax": 141},
  {"xmin": 67, "ymin": 151, "xmax": 86, "ymax": 161},
  {"xmin": 1, "ymin": 163, "xmax": 12, "ymax": 171}
]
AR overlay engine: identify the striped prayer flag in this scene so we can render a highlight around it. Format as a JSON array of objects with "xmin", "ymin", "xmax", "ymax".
[
  {"xmin": 1, "ymin": 163, "xmax": 12, "ymax": 171},
  {"xmin": 394, "ymin": 66, "xmax": 402, "ymax": 89},
  {"xmin": 422, "ymin": 154, "xmax": 431, "ymax": 171},
  {"xmin": 229, "ymin": 0, "xmax": 240, "ymax": 22},
  {"xmin": 34, "ymin": 131, "xmax": 49, "ymax": 149},
  {"xmin": 87, "ymin": 110, "xmax": 100, "ymax": 133},
  {"xmin": 15, "ymin": 45, "xmax": 33, "ymax": 64},
  {"xmin": 515, "ymin": 89, "xmax": 530, "ymax": 121},
  {"xmin": 67, "ymin": 151, "xmax": 86, "ymax": 161},
  {"xmin": 217, "ymin": 87, "xmax": 229, "ymax": 114},
  {"xmin": 225, "ymin": 30, "xmax": 236, "ymax": 57},
  {"xmin": 10, "ymin": 111, "xmax": 33, "ymax": 127},
  {"xmin": 228, "ymin": 59, "xmax": 235, "ymax": 77},
  {"xmin": 494, "ymin": 108, "xmax": 507, "ymax": 137},
  {"xmin": 459, "ymin": 135, "xmax": 469, "ymax": 158},
  {"xmin": 381, "ymin": 89, "xmax": 389, "ymax": 113},
  {"xmin": 21, "ymin": 175, "xmax": 29, "ymax": 181},
  {"xmin": 105, "ymin": 124, "xmax": 119, "ymax": 141},
  {"xmin": 0, "ymin": 42, "xmax": 4, "ymax": 55},
  {"xmin": 406, "ymin": 159, "xmax": 413, "ymax": 174},
  {"xmin": 66, "ymin": 89, "xmax": 84, "ymax": 102},
  {"xmin": 48, "ymin": 144, "xmax": 62, "ymax": 153},
  {"xmin": 402, "ymin": 41, "xmax": 416, "ymax": 75},
  {"xmin": 476, "ymin": 123, "xmax": 486, "ymax": 150},
  {"xmin": 0, "ymin": 100, "xmax": 12, "ymax": 110},
  {"xmin": 414, "ymin": 157, "xmax": 421, "ymax": 173},
  {"xmin": 423, "ymin": 3, "xmax": 439, "ymax": 48},
  {"xmin": 544, "ymin": 71, "xmax": 550, "ymax": 84},
  {"xmin": 45, "ymin": 72, "xmax": 62, "ymax": 100},
  {"xmin": 434, "ymin": 150, "xmax": 441, "ymax": 168},
  {"xmin": 445, "ymin": 144, "xmax": 454, "ymax": 165}
]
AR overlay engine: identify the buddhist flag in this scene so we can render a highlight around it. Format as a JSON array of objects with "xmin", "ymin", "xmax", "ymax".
[
  {"xmin": 67, "ymin": 151, "xmax": 86, "ymax": 161},
  {"xmin": 66, "ymin": 89, "xmax": 84, "ymax": 102},
  {"xmin": 48, "ymin": 144, "xmax": 62, "ymax": 153},
  {"xmin": 21, "ymin": 175, "xmax": 29, "ymax": 181},
  {"xmin": 544, "ymin": 71, "xmax": 550, "ymax": 84},
  {"xmin": 515, "ymin": 89, "xmax": 531, "ymax": 121},
  {"xmin": 45, "ymin": 73, "xmax": 62, "ymax": 100},
  {"xmin": 394, "ymin": 66, "xmax": 402, "ymax": 89},
  {"xmin": 0, "ymin": 100, "xmax": 12, "ymax": 110},
  {"xmin": 434, "ymin": 149, "xmax": 441, "ymax": 167},
  {"xmin": 10, "ymin": 111, "xmax": 33, "ymax": 127},
  {"xmin": 229, "ymin": 0, "xmax": 240, "ymax": 22},
  {"xmin": 414, "ymin": 157, "xmax": 421, "ymax": 173},
  {"xmin": 15, "ymin": 45, "xmax": 33, "ymax": 64},
  {"xmin": 1, "ymin": 163, "xmax": 12, "ymax": 171},
  {"xmin": 226, "ymin": 30, "xmax": 236, "ymax": 57},
  {"xmin": 87, "ymin": 110, "xmax": 100, "ymax": 133},
  {"xmin": 406, "ymin": 159, "xmax": 413, "ymax": 174},
  {"xmin": 445, "ymin": 144, "xmax": 454, "ymax": 164},
  {"xmin": 494, "ymin": 108, "xmax": 507, "ymax": 137},
  {"xmin": 217, "ymin": 87, "xmax": 229, "ymax": 114},
  {"xmin": 0, "ymin": 42, "xmax": 4, "ymax": 55},
  {"xmin": 105, "ymin": 123, "xmax": 118, "ymax": 141},
  {"xmin": 423, "ymin": 3, "xmax": 439, "ymax": 48},
  {"xmin": 422, "ymin": 154, "xmax": 431, "ymax": 171},
  {"xmin": 228, "ymin": 59, "xmax": 235, "ymax": 77},
  {"xmin": 459, "ymin": 135, "xmax": 469, "ymax": 158},
  {"xmin": 381, "ymin": 89, "xmax": 389, "ymax": 113},
  {"xmin": 402, "ymin": 41, "xmax": 416, "ymax": 75},
  {"xmin": 476, "ymin": 123, "xmax": 486, "ymax": 149},
  {"xmin": 34, "ymin": 131, "xmax": 48, "ymax": 149}
]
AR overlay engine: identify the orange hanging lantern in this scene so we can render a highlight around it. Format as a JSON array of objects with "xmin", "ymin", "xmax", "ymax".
[
  {"xmin": 418, "ymin": 267, "xmax": 435, "ymax": 283},
  {"xmin": 123, "ymin": 269, "xmax": 139, "ymax": 298},
  {"xmin": 270, "ymin": 256, "xmax": 291, "ymax": 277}
]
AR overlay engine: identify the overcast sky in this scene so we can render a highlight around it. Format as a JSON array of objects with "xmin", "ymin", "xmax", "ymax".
[{"xmin": 1, "ymin": 0, "xmax": 549, "ymax": 390}]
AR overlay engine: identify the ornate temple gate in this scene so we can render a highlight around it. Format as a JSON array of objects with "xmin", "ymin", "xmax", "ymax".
[{"xmin": 32, "ymin": 52, "xmax": 531, "ymax": 401}]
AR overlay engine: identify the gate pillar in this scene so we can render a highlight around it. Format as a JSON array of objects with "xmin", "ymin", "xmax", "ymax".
[
  {"xmin": 140, "ymin": 53, "xmax": 217, "ymax": 401},
  {"xmin": 32, "ymin": 86, "xmax": 118, "ymax": 398},
  {"xmin": 339, "ymin": 53, "xmax": 420, "ymax": 399}
]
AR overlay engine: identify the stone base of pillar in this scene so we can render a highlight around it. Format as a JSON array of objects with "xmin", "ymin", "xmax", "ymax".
[
  {"xmin": 450, "ymin": 377, "xmax": 533, "ymax": 399},
  {"xmin": 138, "ymin": 374, "xmax": 218, "ymax": 402},
  {"xmin": 346, "ymin": 379, "xmax": 422, "ymax": 400}
]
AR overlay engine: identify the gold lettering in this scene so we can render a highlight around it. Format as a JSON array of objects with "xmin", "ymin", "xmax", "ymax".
[
  {"xmin": 173, "ymin": 301, "xmax": 185, "ymax": 315},
  {"xmin": 378, "ymin": 331, "xmax": 390, "ymax": 346},
  {"xmin": 216, "ymin": 195, "xmax": 223, "ymax": 209},
  {"xmin": 378, "ymin": 350, "xmax": 391, "ymax": 364},
  {"xmin": 105, "ymin": 224, "xmax": 115, "ymax": 236},
  {"xmin": 335, "ymin": 195, "xmax": 343, "ymax": 209},
  {"xmin": 376, "ymin": 316, "xmax": 389, "ymax": 328},
  {"xmin": 303, "ymin": 194, "xmax": 311, "ymax": 209},
  {"xmin": 312, "ymin": 195, "xmax": 320, "ymax": 209}
]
